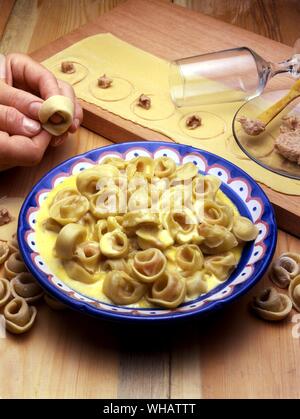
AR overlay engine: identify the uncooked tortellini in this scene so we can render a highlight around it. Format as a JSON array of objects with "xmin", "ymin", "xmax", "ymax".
[
  {"xmin": 251, "ymin": 287, "xmax": 292, "ymax": 321},
  {"xmin": 4, "ymin": 297, "xmax": 37, "ymax": 334},
  {"xmin": 0, "ymin": 277, "xmax": 11, "ymax": 307},
  {"xmin": 10, "ymin": 272, "xmax": 44, "ymax": 303},
  {"xmin": 288, "ymin": 274, "xmax": 300, "ymax": 312},
  {"xmin": 4, "ymin": 252, "xmax": 27, "ymax": 279},
  {"xmin": 270, "ymin": 252, "xmax": 300, "ymax": 288}
]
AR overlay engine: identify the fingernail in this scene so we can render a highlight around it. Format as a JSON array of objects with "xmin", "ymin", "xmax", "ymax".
[
  {"xmin": 0, "ymin": 54, "xmax": 6, "ymax": 81},
  {"xmin": 23, "ymin": 116, "xmax": 41, "ymax": 134},
  {"xmin": 28, "ymin": 101, "xmax": 42, "ymax": 118}
]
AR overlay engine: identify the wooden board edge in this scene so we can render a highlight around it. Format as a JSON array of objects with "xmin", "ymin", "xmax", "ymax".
[{"xmin": 81, "ymin": 100, "xmax": 172, "ymax": 144}]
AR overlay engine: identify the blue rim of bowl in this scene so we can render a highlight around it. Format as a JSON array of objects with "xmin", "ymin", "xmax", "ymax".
[{"xmin": 18, "ymin": 141, "xmax": 277, "ymax": 322}]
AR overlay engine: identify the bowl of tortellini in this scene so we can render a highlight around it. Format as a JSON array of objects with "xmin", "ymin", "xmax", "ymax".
[{"xmin": 18, "ymin": 142, "xmax": 277, "ymax": 322}]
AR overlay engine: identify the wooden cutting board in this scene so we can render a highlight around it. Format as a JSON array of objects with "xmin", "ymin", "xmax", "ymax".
[{"xmin": 31, "ymin": 0, "xmax": 300, "ymax": 236}]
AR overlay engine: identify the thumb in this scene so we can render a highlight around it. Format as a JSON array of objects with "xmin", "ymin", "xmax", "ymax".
[{"xmin": 0, "ymin": 104, "xmax": 41, "ymax": 137}]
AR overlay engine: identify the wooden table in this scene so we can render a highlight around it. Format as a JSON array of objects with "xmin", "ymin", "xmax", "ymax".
[{"xmin": 0, "ymin": 0, "xmax": 300, "ymax": 399}]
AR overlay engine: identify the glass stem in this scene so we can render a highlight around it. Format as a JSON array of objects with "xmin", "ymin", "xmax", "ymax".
[{"xmin": 268, "ymin": 55, "xmax": 300, "ymax": 79}]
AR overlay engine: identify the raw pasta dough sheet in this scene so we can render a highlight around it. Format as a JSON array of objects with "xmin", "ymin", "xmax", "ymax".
[{"xmin": 42, "ymin": 33, "xmax": 300, "ymax": 195}]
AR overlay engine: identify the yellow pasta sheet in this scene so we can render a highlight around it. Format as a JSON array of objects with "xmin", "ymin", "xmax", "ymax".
[{"xmin": 42, "ymin": 33, "xmax": 300, "ymax": 195}]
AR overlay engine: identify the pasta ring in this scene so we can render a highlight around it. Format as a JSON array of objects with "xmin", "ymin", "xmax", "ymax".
[
  {"xmin": 0, "ymin": 277, "xmax": 12, "ymax": 307},
  {"xmin": 132, "ymin": 248, "xmax": 167, "ymax": 283},
  {"xmin": 288, "ymin": 274, "xmax": 300, "ymax": 312},
  {"xmin": 10, "ymin": 272, "xmax": 44, "ymax": 303},
  {"xmin": 38, "ymin": 95, "xmax": 74, "ymax": 136},
  {"xmin": 270, "ymin": 253, "xmax": 300, "ymax": 288},
  {"xmin": 4, "ymin": 297, "xmax": 37, "ymax": 334},
  {"xmin": 4, "ymin": 252, "xmax": 27, "ymax": 279},
  {"xmin": 148, "ymin": 271, "xmax": 186, "ymax": 308},
  {"xmin": 103, "ymin": 270, "xmax": 147, "ymax": 305},
  {"xmin": 251, "ymin": 287, "xmax": 292, "ymax": 321}
]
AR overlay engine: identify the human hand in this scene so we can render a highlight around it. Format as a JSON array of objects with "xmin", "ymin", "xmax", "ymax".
[{"xmin": 0, "ymin": 53, "xmax": 83, "ymax": 169}]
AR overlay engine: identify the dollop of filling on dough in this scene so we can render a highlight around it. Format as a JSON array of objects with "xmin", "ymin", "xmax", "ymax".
[
  {"xmin": 185, "ymin": 115, "xmax": 202, "ymax": 130},
  {"xmin": 275, "ymin": 115, "xmax": 300, "ymax": 165},
  {"xmin": 138, "ymin": 94, "xmax": 151, "ymax": 110},
  {"xmin": 237, "ymin": 116, "xmax": 266, "ymax": 136},
  {"xmin": 61, "ymin": 61, "xmax": 75, "ymax": 74},
  {"xmin": 98, "ymin": 74, "xmax": 113, "ymax": 89}
]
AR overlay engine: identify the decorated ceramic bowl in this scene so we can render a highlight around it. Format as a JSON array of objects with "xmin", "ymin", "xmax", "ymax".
[{"xmin": 18, "ymin": 141, "xmax": 277, "ymax": 322}]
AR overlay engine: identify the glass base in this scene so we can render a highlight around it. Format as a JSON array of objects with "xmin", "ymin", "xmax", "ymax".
[{"xmin": 233, "ymin": 89, "xmax": 300, "ymax": 180}]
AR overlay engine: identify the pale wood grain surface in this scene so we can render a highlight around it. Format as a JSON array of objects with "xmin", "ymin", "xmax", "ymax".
[
  {"xmin": 174, "ymin": 0, "xmax": 300, "ymax": 47},
  {"xmin": 0, "ymin": 0, "xmax": 300, "ymax": 399},
  {"xmin": 0, "ymin": 0, "xmax": 16, "ymax": 41}
]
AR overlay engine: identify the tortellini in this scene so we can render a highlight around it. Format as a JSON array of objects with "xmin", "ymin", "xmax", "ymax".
[
  {"xmin": 163, "ymin": 209, "xmax": 197, "ymax": 244},
  {"xmin": 200, "ymin": 200, "xmax": 233, "ymax": 230},
  {"xmin": 103, "ymin": 270, "xmax": 147, "ymax": 305},
  {"xmin": 49, "ymin": 195, "xmax": 89, "ymax": 225},
  {"xmin": 185, "ymin": 271, "xmax": 208, "ymax": 299},
  {"xmin": 198, "ymin": 223, "xmax": 238, "ymax": 254},
  {"xmin": 175, "ymin": 244, "xmax": 204, "ymax": 273},
  {"xmin": 251, "ymin": 287, "xmax": 292, "ymax": 321},
  {"xmin": 0, "ymin": 278, "xmax": 11, "ymax": 307},
  {"xmin": 4, "ymin": 252, "xmax": 27, "ymax": 279},
  {"xmin": 132, "ymin": 248, "xmax": 167, "ymax": 283},
  {"xmin": 148, "ymin": 271, "xmax": 186, "ymax": 308},
  {"xmin": 288, "ymin": 274, "xmax": 300, "ymax": 312},
  {"xmin": 270, "ymin": 252, "xmax": 300, "ymax": 288},
  {"xmin": 10, "ymin": 272, "xmax": 44, "ymax": 303},
  {"xmin": 154, "ymin": 157, "xmax": 176, "ymax": 178},
  {"xmin": 4, "ymin": 297, "xmax": 37, "ymax": 334},
  {"xmin": 204, "ymin": 252, "xmax": 237, "ymax": 281},
  {"xmin": 63, "ymin": 260, "xmax": 97, "ymax": 284},
  {"xmin": 42, "ymin": 156, "xmax": 258, "ymax": 308},
  {"xmin": 100, "ymin": 231, "xmax": 129, "ymax": 258},
  {"xmin": 55, "ymin": 223, "xmax": 87, "ymax": 260},
  {"xmin": 75, "ymin": 241, "xmax": 101, "ymax": 273},
  {"xmin": 126, "ymin": 157, "xmax": 154, "ymax": 180},
  {"xmin": 232, "ymin": 216, "xmax": 259, "ymax": 242}
]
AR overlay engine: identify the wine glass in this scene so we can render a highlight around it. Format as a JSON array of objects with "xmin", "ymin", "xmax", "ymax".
[{"xmin": 169, "ymin": 40, "xmax": 300, "ymax": 107}]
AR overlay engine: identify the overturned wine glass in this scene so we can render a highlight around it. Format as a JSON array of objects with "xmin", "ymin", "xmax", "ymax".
[{"xmin": 169, "ymin": 39, "xmax": 300, "ymax": 107}]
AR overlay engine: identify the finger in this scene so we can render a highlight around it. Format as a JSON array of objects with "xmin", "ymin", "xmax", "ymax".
[
  {"xmin": 6, "ymin": 53, "xmax": 60, "ymax": 99},
  {"xmin": 0, "ymin": 54, "xmax": 6, "ymax": 82},
  {"xmin": 0, "ymin": 104, "xmax": 41, "ymax": 137},
  {"xmin": 0, "ymin": 82, "xmax": 43, "ymax": 120},
  {"xmin": 57, "ymin": 80, "xmax": 82, "ymax": 132},
  {"xmin": 0, "ymin": 130, "xmax": 51, "ymax": 167}
]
